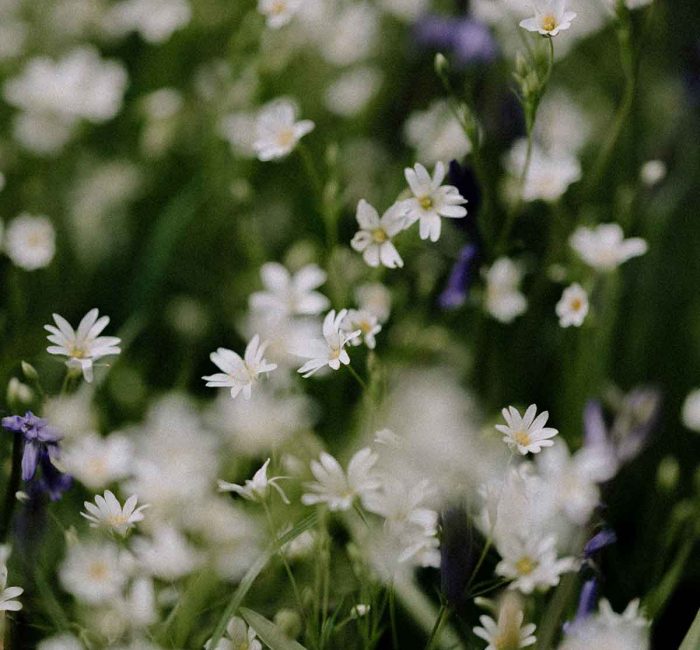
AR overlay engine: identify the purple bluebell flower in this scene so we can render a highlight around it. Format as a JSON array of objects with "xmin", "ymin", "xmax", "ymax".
[
  {"xmin": 439, "ymin": 244, "xmax": 478, "ymax": 309},
  {"xmin": 563, "ymin": 578, "xmax": 598, "ymax": 634},
  {"xmin": 2, "ymin": 412, "xmax": 61, "ymax": 480},
  {"xmin": 415, "ymin": 15, "xmax": 498, "ymax": 67},
  {"xmin": 584, "ymin": 528, "xmax": 617, "ymax": 558}
]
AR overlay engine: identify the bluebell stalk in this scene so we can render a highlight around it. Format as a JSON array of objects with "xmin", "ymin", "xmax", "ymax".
[
  {"xmin": 2, "ymin": 411, "xmax": 61, "ymax": 481},
  {"xmin": 439, "ymin": 244, "xmax": 478, "ymax": 309}
]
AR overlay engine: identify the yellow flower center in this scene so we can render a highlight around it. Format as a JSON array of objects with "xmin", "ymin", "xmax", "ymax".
[
  {"xmin": 419, "ymin": 195, "xmax": 433, "ymax": 210},
  {"xmin": 106, "ymin": 513, "xmax": 128, "ymax": 527},
  {"xmin": 277, "ymin": 128, "xmax": 295, "ymax": 148},
  {"xmin": 570, "ymin": 297, "xmax": 582, "ymax": 311},
  {"xmin": 514, "ymin": 430, "xmax": 531, "ymax": 447},
  {"xmin": 542, "ymin": 15, "xmax": 557, "ymax": 31},
  {"xmin": 270, "ymin": 0, "xmax": 286, "ymax": 14},
  {"xmin": 88, "ymin": 561, "xmax": 109, "ymax": 581},
  {"xmin": 68, "ymin": 345, "xmax": 87, "ymax": 359},
  {"xmin": 372, "ymin": 228, "xmax": 388, "ymax": 243},
  {"xmin": 515, "ymin": 556, "xmax": 536, "ymax": 575},
  {"xmin": 493, "ymin": 630, "xmax": 521, "ymax": 650}
]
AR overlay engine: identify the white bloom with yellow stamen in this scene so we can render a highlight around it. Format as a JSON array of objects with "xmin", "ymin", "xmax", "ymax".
[
  {"xmin": 556, "ymin": 283, "xmax": 589, "ymax": 328},
  {"xmin": 519, "ymin": 0, "xmax": 577, "ymax": 37},
  {"xmin": 62, "ymin": 432, "xmax": 133, "ymax": 490},
  {"xmin": 351, "ymin": 200, "xmax": 405, "ymax": 269},
  {"xmin": 45, "ymin": 309, "xmax": 121, "ymax": 383},
  {"xmin": 81, "ymin": 490, "xmax": 149, "ymax": 537},
  {"xmin": 473, "ymin": 610, "xmax": 537, "ymax": 650},
  {"xmin": 218, "ymin": 458, "xmax": 290, "ymax": 504},
  {"xmin": 295, "ymin": 309, "xmax": 361, "ymax": 378},
  {"xmin": 5, "ymin": 214, "xmax": 56, "ymax": 271},
  {"xmin": 569, "ymin": 223, "xmax": 647, "ymax": 272},
  {"xmin": 258, "ymin": 0, "xmax": 301, "ymax": 29},
  {"xmin": 250, "ymin": 262, "xmax": 330, "ymax": 317},
  {"xmin": 59, "ymin": 542, "xmax": 128, "ymax": 605},
  {"xmin": 203, "ymin": 335, "xmax": 277, "ymax": 399},
  {"xmin": 253, "ymin": 98, "xmax": 314, "ymax": 161},
  {"xmin": 342, "ymin": 308, "xmax": 382, "ymax": 349},
  {"xmin": 496, "ymin": 404, "xmax": 559, "ymax": 455},
  {"xmin": 401, "ymin": 162, "xmax": 467, "ymax": 242}
]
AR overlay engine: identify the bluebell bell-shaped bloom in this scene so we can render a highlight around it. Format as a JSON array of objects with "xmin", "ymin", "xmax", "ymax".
[
  {"xmin": 583, "ymin": 528, "xmax": 617, "ymax": 558},
  {"xmin": 34, "ymin": 450, "xmax": 73, "ymax": 501},
  {"xmin": 2, "ymin": 411, "xmax": 61, "ymax": 480},
  {"xmin": 439, "ymin": 244, "xmax": 478, "ymax": 309},
  {"xmin": 563, "ymin": 578, "xmax": 598, "ymax": 634},
  {"xmin": 415, "ymin": 15, "xmax": 498, "ymax": 67}
]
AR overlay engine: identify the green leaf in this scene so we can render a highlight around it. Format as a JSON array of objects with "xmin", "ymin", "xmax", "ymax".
[
  {"xmin": 206, "ymin": 513, "xmax": 317, "ymax": 649},
  {"xmin": 679, "ymin": 608, "xmax": 700, "ymax": 650},
  {"xmin": 241, "ymin": 608, "xmax": 308, "ymax": 650}
]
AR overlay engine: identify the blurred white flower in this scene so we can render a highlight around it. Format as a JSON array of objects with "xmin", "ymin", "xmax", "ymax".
[
  {"xmin": 556, "ymin": 283, "xmax": 589, "ymax": 328},
  {"xmin": 59, "ymin": 542, "xmax": 128, "ymax": 605},
  {"xmin": 404, "ymin": 100, "xmax": 471, "ymax": 165},
  {"xmin": 258, "ymin": 0, "xmax": 302, "ymax": 29},
  {"xmin": 496, "ymin": 404, "xmax": 559, "ymax": 455},
  {"xmin": 355, "ymin": 282, "xmax": 392, "ymax": 323},
  {"xmin": 62, "ymin": 432, "xmax": 133, "ymax": 489},
  {"xmin": 37, "ymin": 634, "xmax": 83, "ymax": 650},
  {"xmin": 351, "ymin": 200, "xmax": 405, "ymax": 269},
  {"xmin": 520, "ymin": 0, "xmax": 576, "ymax": 36},
  {"xmin": 295, "ymin": 309, "xmax": 360, "ymax": 377},
  {"xmin": 640, "ymin": 159, "xmax": 666, "ymax": 187},
  {"xmin": 250, "ymin": 262, "xmax": 330, "ymax": 317},
  {"xmin": 474, "ymin": 609, "xmax": 536, "ymax": 650},
  {"xmin": 496, "ymin": 535, "xmax": 577, "ymax": 594},
  {"xmin": 205, "ymin": 616, "xmax": 262, "ymax": 650},
  {"xmin": 380, "ymin": 0, "xmax": 430, "ymax": 21},
  {"xmin": 351, "ymin": 603, "xmax": 371, "ymax": 618},
  {"xmin": 218, "ymin": 111, "xmax": 258, "ymax": 158},
  {"xmin": 4, "ymin": 214, "xmax": 55, "ymax": 270},
  {"xmin": 317, "ymin": 3, "xmax": 379, "ymax": 66},
  {"xmin": 681, "ymin": 388, "xmax": 700, "ymax": 432},
  {"xmin": 401, "ymin": 162, "xmax": 468, "ymax": 242},
  {"xmin": 342, "ymin": 309, "xmax": 382, "ymax": 349},
  {"xmin": 570, "ymin": 223, "xmax": 648, "ymax": 271},
  {"xmin": 132, "ymin": 525, "xmax": 202, "ymax": 580},
  {"xmin": 218, "ymin": 458, "xmax": 290, "ymax": 504},
  {"xmin": 45, "ymin": 309, "xmax": 121, "ymax": 383},
  {"xmin": 484, "ymin": 257, "xmax": 528, "ymax": 323},
  {"xmin": 325, "ymin": 67, "xmax": 382, "ymax": 117},
  {"xmin": 0, "ymin": 566, "xmax": 23, "ymax": 612},
  {"xmin": 254, "ymin": 98, "xmax": 314, "ymax": 161},
  {"xmin": 302, "ymin": 448, "xmax": 381, "ymax": 511},
  {"xmin": 203, "ymin": 335, "xmax": 277, "ymax": 400},
  {"xmin": 81, "ymin": 490, "xmax": 149, "ymax": 537},
  {"xmin": 102, "ymin": 0, "xmax": 191, "ymax": 43}
]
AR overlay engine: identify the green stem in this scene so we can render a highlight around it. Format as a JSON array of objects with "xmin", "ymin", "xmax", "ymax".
[
  {"xmin": 424, "ymin": 603, "xmax": 450, "ymax": 650},
  {"xmin": 0, "ymin": 431, "xmax": 23, "ymax": 542},
  {"xmin": 346, "ymin": 364, "xmax": 369, "ymax": 392},
  {"xmin": 389, "ymin": 586, "xmax": 399, "ymax": 650}
]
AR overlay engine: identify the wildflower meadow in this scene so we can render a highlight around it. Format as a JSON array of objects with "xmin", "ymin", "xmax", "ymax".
[{"xmin": 0, "ymin": 0, "xmax": 698, "ymax": 649}]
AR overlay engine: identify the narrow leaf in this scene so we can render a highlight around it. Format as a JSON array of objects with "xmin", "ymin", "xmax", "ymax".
[
  {"xmin": 679, "ymin": 608, "xmax": 700, "ymax": 650},
  {"xmin": 241, "ymin": 607, "xmax": 308, "ymax": 650}
]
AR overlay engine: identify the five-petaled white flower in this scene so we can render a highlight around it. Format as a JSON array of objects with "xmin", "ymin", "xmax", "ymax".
[
  {"xmin": 81, "ymin": 490, "xmax": 149, "ymax": 537},
  {"xmin": 519, "ymin": 0, "xmax": 577, "ymax": 37},
  {"xmin": 342, "ymin": 308, "xmax": 382, "ymax": 349},
  {"xmin": 496, "ymin": 404, "xmax": 559, "ymax": 455},
  {"xmin": 205, "ymin": 616, "xmax": 262, "ymax": 650},
  {"xmin": 203, "ymin": 335, "xmax": 277, "ymax": 399},
  {"xmin": 302, "ymin": 448, "xmax": 381, "ymax": 511},
  {"xmin": 0, "ymin": 566, "xmax": 23, "ymax": 612},
  {"xmin": 45, "ymin": 309, "xmax": 121, "ymax": 383},
  {"xmin": 253, "ymin": 98, "xmax": 314, "ymax": 161},
  {"xmin": 295, "ymin": 309, "xmax": 361, "ymax": 378},
  {"xmin": 258, "ymin": 0, "xmax": 302, "ymax": 29},
  {"xmin": 218, "ymin": 458, "xmax": 290, "ymax": 504},
  {"xmin": 249, "ymin": 262, "xmax": 330, "ymax": 317},
  {"xmin": 473, "ymin": 609, "xmax": 537, "ymax": 650},
  {"xmin": 569, "ymin": 223, "xmax": 648, "ymax": 272},
  {"xmin": 556, "ymin": 283, "xmax": 589, "ymax": 328},
  {"xmin": 351, "ymin": 200, "xmax": 405, "ymax": 269},
  {"xmin": 401, "ymin": 161, "xmax": 467, "ymax": 242}
]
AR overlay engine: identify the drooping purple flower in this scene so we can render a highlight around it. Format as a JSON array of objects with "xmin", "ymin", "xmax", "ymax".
[
  {"xmin": 584, "ymin": 528, "xmax": 617, "ymax": 558},
  {"xmin": 2, "ymin": 411, "xmax": 61, "ymax": 480},
  {"xmin": 563, "ymin": 578, "xmax": 599, "ymax": 634},
  {"xmin": 415, "ymin": 14, "xmax": 498, "ymax": 67},
  {"xmin": 439, "ymin": 244, "xmax": 478, "ymax": 309}
]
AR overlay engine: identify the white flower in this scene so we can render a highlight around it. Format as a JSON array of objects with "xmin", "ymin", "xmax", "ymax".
[
  {"xmin": 102, "ymin": 0, "xmax": 191, "ymax": 44},
  {"xmin": 132, "ymin": 525, "xmax": 202, "ymax": 581},
  {"xmin": 59, "ymin": 542, "xmax": 128, "ymax": 605},
  {"xmin": 81, "ymin": 490, "xmax": 149, "ymax": 537},
  {"xmin": 351, "ymin": 200, "xmax": 405, "ymax": 269},
  {"xmin": 302, "ymin": 448, "xmax": 381, "ymax": 511},
  {"xmin": 0, "ymin": 566, "xmax": 23, "ymax": 612},
  {"xmin": 484, "ymin": 258, "xmax": 528, "ymax": 323},
  {"xmin": 473, "ymin": 610, "xmax": 536, "ymax": 650},
  {"xmin": 205, "ymin": 616, "xmax": 262, "ymax": 650},
  {"xmin": 62, "ymin": 432, "xmax": 133, "ymax": 489},
  {"xmin": 203, "ymin": 335, "xmax": 277, "ymax": 399},
  {"xmin": 496, "ymin": 404, "xmax": 559, "ymax": 455},
  {"xmin": 4, "ymin": 214, "xmax": 56, "ymax": 270},
  {"xmin": 258, "ymin": 0, "xmax": 301, "ymax": 28},
  {"xmin": 37, "ymin": 633, "xmax": 84, "ymax": 650},
  {"xmin": 401, "ymin": 162, "xmax": 467, "ymax": 242},
  {"xmin": 640, "ymin": 159, "xmax": 666, "ymax": 187},
  {"xmin": 496, "ymin": 535, "xmax": 577, "ymax": 594},
  {"xmin": 249, "ymin": 262, "xmax": 330, "ymax": 317},
  {"xmin": 45, "ymin": 309, "xmax": 121, "ymax": 383},
  {"xmin": 681, "ymin": 388, "xmax": 700, "ymax": 432},
  {"xmin": 325, "ymin": 67, "xmax": 382, "ymax": 118},
  {"xmin": 519, "ymin": 0, "xmax": 577, "ymax": 37},
  {"xmin": 599, "ymin": 598, "xmax": 648, "ymax": 629},
  {"xmin": 218, "ymin": 458, "xmax": 290, "ymax": 504},
  {"xmin": 342, "ymin": 308, "xmax": 382, "ymax": 349},
  {"xmin": 404, "ymin": 100, "xmax": 471, "ymax": 165},
  {"xmin": 295, "ymin": 309, "xmax": 361, "ymax": 378},
  {"xmin": 569, "ymin": 223, "xmax": 648, "ymax": 271},
  {"xmin": 556, "ymin": 283, "xmax": 589, "ymax": 328},
  {"xmin": 355, "ymin": 282, "xmax": 392, "ymax": 323},
  {"xmin": 351, "ymin": 604, "xmax": 371, "ymax": 618},
  {"xmin": 253, "ymin": 98, "xmax": 314, "ymax": 161}
]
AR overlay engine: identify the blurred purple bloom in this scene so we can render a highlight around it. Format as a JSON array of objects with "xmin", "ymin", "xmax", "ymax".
[
  {"xmin": 564, "ymin": 578, "xmax": 598, "ymax": 634},
  {"xmin": 415, "ymin": 15, "xmax": 498, "ymax": 67},
  {"xmin": 440, "ymin": 505, "xmax": 476, "ymax": 607},
  {"xmin": 2, "ymin": 411, "xmax": 61, "ymax": 480},
  {"xmin": 439, "ymin": 244, "xmax": 478, "ymax": 309},
  {"xmin": 584, "ymin": 529, "xmax": 617, "ymax": 558}
]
